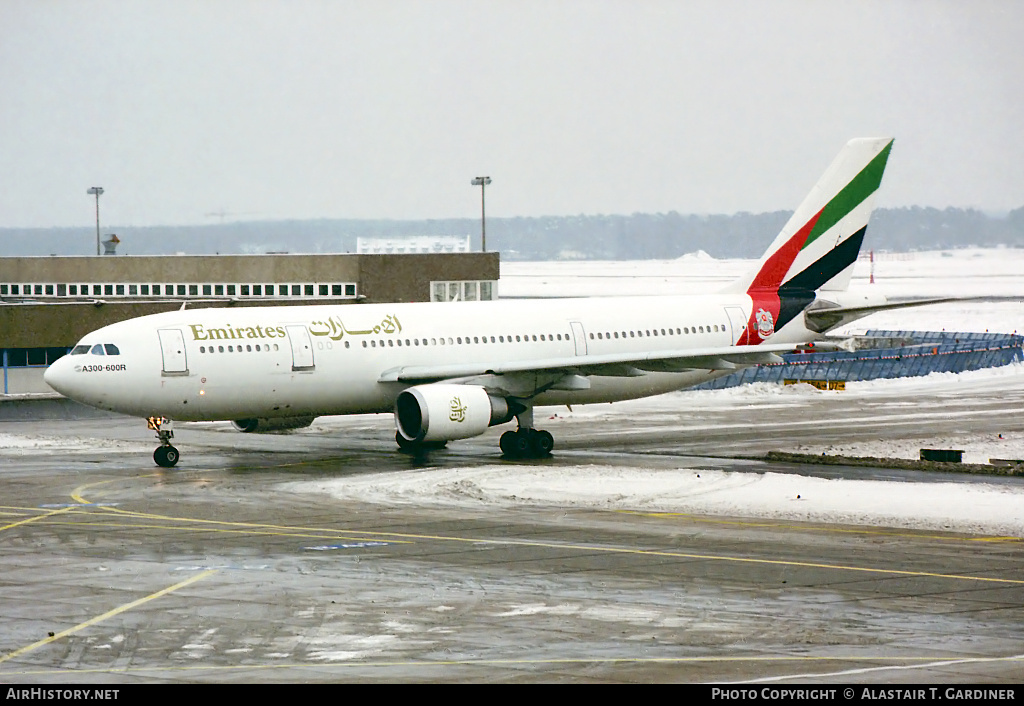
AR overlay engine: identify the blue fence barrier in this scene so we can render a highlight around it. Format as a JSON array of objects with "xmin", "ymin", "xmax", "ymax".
[{"xmin": 693, "ymin": 330, "xmax": 1024, "ymax": 390}]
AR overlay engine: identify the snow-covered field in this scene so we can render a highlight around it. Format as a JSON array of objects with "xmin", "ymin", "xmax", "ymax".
[{"xmin": 4, "ymin": 249, "xmax": 1024, "ymax": 536}]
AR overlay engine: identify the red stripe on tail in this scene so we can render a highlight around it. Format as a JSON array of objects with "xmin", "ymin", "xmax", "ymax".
[{"xmin": 736, "ymin": 209, "xmax": 822, "ymax": 345}]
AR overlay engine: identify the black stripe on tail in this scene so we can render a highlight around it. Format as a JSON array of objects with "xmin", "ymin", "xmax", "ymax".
[{"xmin": 776, "ymin": 227, "xmax": 867, "ymax": 330}]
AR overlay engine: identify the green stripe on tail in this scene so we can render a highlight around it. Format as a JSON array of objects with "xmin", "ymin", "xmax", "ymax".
[{"xmin": 802, "ymin": 140, "xmax": 893, "ymax": 251}]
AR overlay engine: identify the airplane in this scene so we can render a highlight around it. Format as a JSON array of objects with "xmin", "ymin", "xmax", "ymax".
[{"xmin": 45, "ymin": 137, "xmax": 902, "ymax": 468}]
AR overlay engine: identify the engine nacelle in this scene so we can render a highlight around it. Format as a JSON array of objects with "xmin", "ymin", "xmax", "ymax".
[
  {"xmin": 231, "ymin": 416, "xmax": 316, "ymax": 433},
  {"xmin": 395, "ymin": 384, "xmax": 511, "ymax": 443}
]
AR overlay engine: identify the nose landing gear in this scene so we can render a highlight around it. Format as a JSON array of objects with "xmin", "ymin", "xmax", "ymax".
[{"xmin": 147, "ymin": 416, "xmax": 179, "ymax": 468}]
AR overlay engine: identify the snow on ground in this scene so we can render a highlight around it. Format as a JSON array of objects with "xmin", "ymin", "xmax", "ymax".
[
  {"xmin": 282, "ymin": 464, "xmax": 1024, "ymax": 538},
  {"xmin": 787, "ymin": 368, "xmax": 1024, "ymax": 464},
  {"xmin": 0, "ymin": 433, "xmax": 149, "ymax": 454}
]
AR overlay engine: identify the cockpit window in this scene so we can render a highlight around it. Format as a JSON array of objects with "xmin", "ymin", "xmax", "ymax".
[
  {"xmin": 89, "ymin": 344, "xmax": 105, "ymax": 356},
  {"xmin": 104, "ymin": 344, "xmax": 120, "ymax": 355},
  {"xmin": 71, "ymin": 345, "xmax": 90, "ymax": 355}
]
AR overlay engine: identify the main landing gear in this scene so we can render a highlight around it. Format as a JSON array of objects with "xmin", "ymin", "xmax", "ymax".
[
  {"xmin": 499, "ymin": 406, "xmax": 554, "ymax": 459},
  {"xmin": 499, "ymin": 428, "xmax": 553, "ymax": 459},
  {"xmin": 148, "ymin": 416, "xmax": 179, "ymax": 468}
]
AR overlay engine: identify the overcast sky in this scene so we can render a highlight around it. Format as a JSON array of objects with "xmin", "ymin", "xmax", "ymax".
[{"xmin": 1, "ymin": 0, "xmax": 1021, "ymax": 228}]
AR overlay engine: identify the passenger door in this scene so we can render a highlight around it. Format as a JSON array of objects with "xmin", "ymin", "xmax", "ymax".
[
  {"xmin": 570, "ymin": 321, "xmax": 588, "ymax": 356},
  {"xmin": 286, "ymin": 325, "xmax": 315, "ymax": 371},
  {"xmin": 157, "ymin": 329, "xmax": 189, "ymax": 376}
]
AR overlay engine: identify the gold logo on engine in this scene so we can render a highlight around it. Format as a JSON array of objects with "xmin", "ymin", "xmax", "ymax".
[{"xmin": 449, "ymin": 396, "xmax": 467, "ymax": 423}]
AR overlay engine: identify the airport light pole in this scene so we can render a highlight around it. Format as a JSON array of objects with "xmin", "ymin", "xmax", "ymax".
[
  {"xmin": 471, "ymin": 176, "xmax": 491, "ymax": 252},
  {"xmin": 87, "ymin": 186, "xmax": 104, "ymax": 256}
]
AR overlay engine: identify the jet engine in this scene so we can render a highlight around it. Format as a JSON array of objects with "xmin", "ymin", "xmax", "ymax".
[
  {"xmin": 395, "ymin": 384, "xmax": 512, "ymax": 443},
  {"xmin": 231, "ymin": 416, "xmax": 317, "ymax": 433}
]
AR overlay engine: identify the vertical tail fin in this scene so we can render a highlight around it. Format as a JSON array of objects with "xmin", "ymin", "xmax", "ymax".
[{"xmin": 728, "ymin": 137, "xmax": 893, "ymax": 344}]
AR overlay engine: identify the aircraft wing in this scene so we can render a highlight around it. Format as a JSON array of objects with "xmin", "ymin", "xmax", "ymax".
[{"xmin": 377, "ymin": 342, "xmax": 796, "ymax": 385}]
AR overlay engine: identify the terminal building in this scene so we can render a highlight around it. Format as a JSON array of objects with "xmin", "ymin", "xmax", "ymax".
[{"xmin": 1, "ymin": 250, "xmax": 499, "ymax": 394}]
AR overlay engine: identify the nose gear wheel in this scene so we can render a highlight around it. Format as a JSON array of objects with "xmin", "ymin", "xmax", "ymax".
[{"xmin": 148, "ymin": 416, "xmax": 179, "ymax": 468}]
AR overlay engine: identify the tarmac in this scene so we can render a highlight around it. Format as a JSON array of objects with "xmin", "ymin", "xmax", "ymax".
[{"xmin": 1, "ymin": 389, "xmax": 1022, "ymax": 683}]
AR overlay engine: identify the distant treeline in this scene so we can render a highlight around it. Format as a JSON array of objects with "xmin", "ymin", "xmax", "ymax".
[{"xmin": 2, "ymin": 206, "xmax": 1022, "ymax": 260}]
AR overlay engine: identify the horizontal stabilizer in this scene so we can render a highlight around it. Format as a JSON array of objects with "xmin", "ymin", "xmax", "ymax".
[{"xmin": 804, "ymin": 296, "xmax": 979, "ymax": 333}]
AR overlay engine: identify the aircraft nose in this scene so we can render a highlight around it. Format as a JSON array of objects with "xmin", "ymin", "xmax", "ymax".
[{"xmin": 43, "ymin": 355, "xmax": 76, "ymax": 397}]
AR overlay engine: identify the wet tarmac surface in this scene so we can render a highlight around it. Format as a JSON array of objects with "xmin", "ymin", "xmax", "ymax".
[{"xmin": 1, "ymin": 386, "xmax": 1022, "ymax": 683}]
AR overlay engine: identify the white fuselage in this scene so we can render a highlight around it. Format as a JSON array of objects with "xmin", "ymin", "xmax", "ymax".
[{"xmin": 43, "ymin": 293, "xmax": 816, "ymax": 422}]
